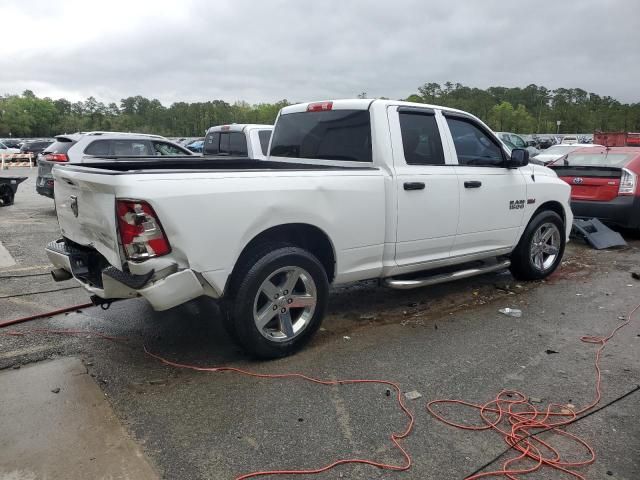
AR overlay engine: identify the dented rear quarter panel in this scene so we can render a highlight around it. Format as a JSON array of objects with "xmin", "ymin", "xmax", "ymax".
[{"xmin": 113, "ymin": 169, "xmax": 387, "ymax": 292}]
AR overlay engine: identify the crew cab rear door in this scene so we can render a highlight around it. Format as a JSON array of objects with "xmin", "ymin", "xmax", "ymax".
[
  {"xmin": 389, "ymin": 106, "xmax": 459, "ymax": 266},
  {"xmin": 442, "ymin": 113, "xmax": 527, "ymax": 256}
]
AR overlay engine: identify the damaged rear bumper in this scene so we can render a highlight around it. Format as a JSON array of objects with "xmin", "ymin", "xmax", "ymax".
[{"xmin": 46, "ymin": 239, "xmax": 208, "ymax": 311}]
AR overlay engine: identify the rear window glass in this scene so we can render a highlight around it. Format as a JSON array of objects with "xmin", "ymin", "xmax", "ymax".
[
  {"xmin": 203, "ymin": 132, "xmax": 247, "ymax": 156},
  {"xmin": 270, "ymin": 110, "xmax": 372, "ymax": 162},
  {"xmin": 203, "ymin": 132, "xmax": 220, "ymax": 155},
  {"xmin": 544, "ymin": 145, "xmax": 578, "ymax": 156},
  {"xmin": 561, "ymin": 152, "xmax": 633, "ymax": 168},
  {"xmin": 227, "ymin": 132, "xmax": 248, "ymax": 156},
  {"xmin": 44, "ymin": 139, "xmax": 74, "ymax": 154},
  {"xmin": 258, "ymin": 130, "xmax": 271, "ymax": 156},
  {"xmin": 219, "ymin": 134, "xmax": 230, "ymax": 153}
]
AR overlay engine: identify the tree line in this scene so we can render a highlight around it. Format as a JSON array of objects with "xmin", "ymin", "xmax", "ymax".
[{"xmin": 1, "ymin": 83, "xmax": 638, "ymax": 138}]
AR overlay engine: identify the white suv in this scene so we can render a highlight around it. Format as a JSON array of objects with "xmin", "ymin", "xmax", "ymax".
[{"xmin": 36, "ymin": 132, "xmax": 192, "ymax": 198}]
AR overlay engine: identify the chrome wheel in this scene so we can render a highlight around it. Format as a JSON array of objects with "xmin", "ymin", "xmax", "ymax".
[
  {"xmin": 529, "ymin": 222, "xmax": 561, "ymax": 271},
  {"xmin": 253, "ymin": 266, "xmax": 317, "ymax": 342}
]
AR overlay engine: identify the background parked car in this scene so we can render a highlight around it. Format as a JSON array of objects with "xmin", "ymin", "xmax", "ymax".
[
  {"xmin": 203, "ymin": 124, "xmax": 273, "ymax": 160},
  {"xmin": 536, "ymin": 137, "xmax": 556, "ymax": 149},
  {"xmin": 19, "ymin": 140, "xmax": 53, "ymax": 158},
  {"xmin": 561, "ymin": 135, "xmax": 579, "ymax": 145},
  {"xmin": 495, "ymin": 132, "xmax": 540, "ymax": 157},
  {"xmin": 530, "ymin": 143, "xmax": 602, "ymax": 165},
  {"xmin": 186, "ymin": 138, "xmax": 204, "ymax": 153},
  {"xmin": 36, "ymin": 132, "xmax": 192, "ymax": 198},
  {"xmin": 0, "ymin": 141, "xmax": 20, "ymax": 155},
  {"xmin": 549, "ymin": 146, "xmax": 640, "ymax": 230},
  {"xmin": 1, "ymin": 139, "xmax": 22, "ymax": 149}
]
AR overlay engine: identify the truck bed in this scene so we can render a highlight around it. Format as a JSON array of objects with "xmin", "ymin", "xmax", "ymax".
[{"xmin": 60, "ymin": 156, "xmax": 376, "ymax": 174}]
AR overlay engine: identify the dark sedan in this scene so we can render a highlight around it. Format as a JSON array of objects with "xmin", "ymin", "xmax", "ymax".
[{"xmin": 20, "ymin": 140, "xmax": 53, "ymax": 158}]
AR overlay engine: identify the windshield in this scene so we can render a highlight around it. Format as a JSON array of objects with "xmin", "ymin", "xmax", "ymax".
[{"xmin": 560, "ymin": 151, "xmax": 633, "ymax": 168}]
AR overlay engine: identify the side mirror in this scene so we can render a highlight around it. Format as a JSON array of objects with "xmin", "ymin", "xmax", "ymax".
[{"xmin": 507, "ymin": 148, "xmax": 529, "ymax": 168}]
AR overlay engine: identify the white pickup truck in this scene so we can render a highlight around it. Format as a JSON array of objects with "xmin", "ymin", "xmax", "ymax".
[
  {"xmin": 46, "ymin": 99, "xmax": 572, "ymax": 358},
  {"xmin": 202, "ymin": 124, "xmax": 273, "ymax": 160}
]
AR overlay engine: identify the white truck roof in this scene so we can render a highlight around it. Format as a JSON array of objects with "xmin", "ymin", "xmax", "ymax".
[
  {"xmin": 206, "ymin": 124, "xmax": 272, "ymax": 133},
  {"xmin": 280, "ymin": 99, "xmax": 475, "ymax": 118}
]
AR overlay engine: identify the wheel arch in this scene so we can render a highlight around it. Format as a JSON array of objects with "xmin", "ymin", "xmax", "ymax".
[
  {"xmin": 533, "ymin": 200, "xmax": 566, "ymax": 225},
  {"xmin": 226, "ymin": 223, "xmax": 337, "ymax": 294}
]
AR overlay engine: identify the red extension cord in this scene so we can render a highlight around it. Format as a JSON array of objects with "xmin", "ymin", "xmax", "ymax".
[
  {"xmin": 1, "ymin": 301, "xmax": 638, "ymax": 479},
  {"xmin": 145, "ymin": 347, "xmax": 415, "ymax": 479},
  {"xmin": 427, "ymin": 301, "xmax": 640, "ymax": 479}
]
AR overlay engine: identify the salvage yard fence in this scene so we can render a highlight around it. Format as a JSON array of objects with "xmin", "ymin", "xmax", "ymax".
[{"xmin": 1, "ymin": 154, "xmax": 35, "ymax": 169}]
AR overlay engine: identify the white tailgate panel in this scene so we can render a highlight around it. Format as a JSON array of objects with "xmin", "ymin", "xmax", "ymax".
[{"xmin": 53, "ymin": 168, "xmax": 122, "ymax": 268}]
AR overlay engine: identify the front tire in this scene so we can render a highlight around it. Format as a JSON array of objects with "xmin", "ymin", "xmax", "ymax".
[
  {"xmin": 510, "ymin": 210, "xmax": 565, "ymax": 280},
  {"xmin": 227, "ymin": 244, "xmax": 329, "ymax": 358}
]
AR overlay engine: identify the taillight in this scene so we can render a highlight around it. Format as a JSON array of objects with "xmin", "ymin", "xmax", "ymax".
[
  {"xmin": 618, "ymin": 168, "xmax": 637, "ymax": 196},
  {"xmin": 116, "ymin": 200, "xmax": 171, "ymax": 260},
  {"xmin": 45, "ymin": 153, "xmax": 69, "ymax": 162},
  {"xmin": 307, "ymin": 101, "xmax": 333, "ymax": 112}
]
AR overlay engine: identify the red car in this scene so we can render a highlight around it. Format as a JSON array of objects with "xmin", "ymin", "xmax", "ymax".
[{"xmin": 549, "ymin": 146, "xmax": 640, "ymax": 230}]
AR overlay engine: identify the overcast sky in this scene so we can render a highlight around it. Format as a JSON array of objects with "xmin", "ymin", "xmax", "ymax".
[{"xmin": 2, "ymin": 0, "xmax": 639, "ymax": 105}]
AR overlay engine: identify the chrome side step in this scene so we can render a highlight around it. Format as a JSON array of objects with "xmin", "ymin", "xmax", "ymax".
[{"xmin": 384, "ymin": 259, "xmax": 511, "ymax": 290}]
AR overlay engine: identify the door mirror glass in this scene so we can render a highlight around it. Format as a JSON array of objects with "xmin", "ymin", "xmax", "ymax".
[{"xmin": 508, "ymin": 148, "xmax": 529, "ymax": 168}]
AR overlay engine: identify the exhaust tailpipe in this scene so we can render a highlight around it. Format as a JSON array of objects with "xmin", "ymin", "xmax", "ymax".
[{"xmin": 51, "ymin": 268, "xmax": 73, "ymax": 282}]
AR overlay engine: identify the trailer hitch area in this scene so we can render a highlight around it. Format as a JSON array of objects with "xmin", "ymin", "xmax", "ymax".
[{"xmin": 89, "ymin": 295, "xmax": 116, "ymax": 310}]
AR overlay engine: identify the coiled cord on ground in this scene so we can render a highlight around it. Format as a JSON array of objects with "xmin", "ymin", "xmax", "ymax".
[{"xmin": 427, "ymin": 301, "xmax": 640, "ymax": 479}]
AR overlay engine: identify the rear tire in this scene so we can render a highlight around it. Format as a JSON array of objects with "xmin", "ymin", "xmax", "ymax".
[
  {"xmin": 510, "ymin": 210, "xmax": 565, "ymax": 280},
  {"xmin": 225, "ymin": 242, "xmax": 329, "ymax": 358}
]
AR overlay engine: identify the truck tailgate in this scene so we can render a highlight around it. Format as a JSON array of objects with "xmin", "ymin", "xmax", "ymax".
[{"xmin": 53, "ymin": 167, "xmax": 122, "ymax": 268}]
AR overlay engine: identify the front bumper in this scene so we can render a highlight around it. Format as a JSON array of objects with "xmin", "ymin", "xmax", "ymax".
[
  {"xmin": 46, "ymin": 239, "xmax": 207, "ymax": 311},
  {"xmin": 571, "ymin": 196, "xmax": 640, "ymax": 230}
]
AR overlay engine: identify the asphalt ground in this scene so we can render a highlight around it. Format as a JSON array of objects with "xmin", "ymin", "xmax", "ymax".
[{"xmin": 1, "ymin": 167, "xmax": 639, "ymax": 479}]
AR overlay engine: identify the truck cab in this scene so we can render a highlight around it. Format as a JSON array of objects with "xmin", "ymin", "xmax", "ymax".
[{"xmin": 203, "ymin": 124, "xmax": 273, "ymax": 160}]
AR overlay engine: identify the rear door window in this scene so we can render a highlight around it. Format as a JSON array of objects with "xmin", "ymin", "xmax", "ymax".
[
  {"xmin": 270, "ymin": 110, "xmax": 372, "ymax": 162},
  {"xmin": 84, "ymin": 140, "xmax": 111, "ymax": 156},
  {"xmin": 399, "ymin": 111, "xmax": 445, "ymax": 165},
  {"xmin": 110, "ymin": 140, "xmax": 153, "ymax": 156},
  {"xmin": 258, "ymin": 130, "xmax": 271, "ymax": 156}
]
